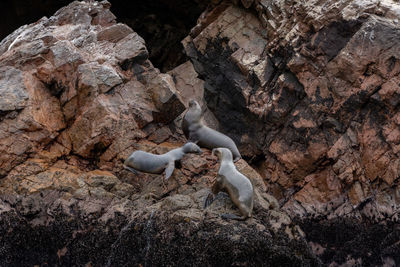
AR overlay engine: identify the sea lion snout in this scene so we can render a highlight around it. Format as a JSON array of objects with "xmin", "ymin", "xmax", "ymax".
[
  {"xmin": 211, "ymin": 148, "xmax": 218, "ymax": 157},
  {"xmin": 188, "ymin": 99, "xmax": 198, "ymax": 107},
  {"xmin": 211, "ymin": 148, "xmax": 222, "ymax": 161},
  {"xmin": 183, "ymin": 142, "xmax": 203, "ymax": 154}
]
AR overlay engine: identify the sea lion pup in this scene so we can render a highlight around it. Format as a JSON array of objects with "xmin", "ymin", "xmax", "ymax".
[
  {"xmin": 204, "ymin": 148, "xmax": 254, "ymax": 220},
  {"xmin": 123, "ymin": 142, "xmax": 202, "ymax": 180},
  {"xmin": 182, "ymin": 100, "xmax": 242, "ymax": 162}
]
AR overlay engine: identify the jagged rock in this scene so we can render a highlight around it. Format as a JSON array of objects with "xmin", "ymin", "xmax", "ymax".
[
  {"xmin": 183, "ymin": 0, "xmax": 400, "ymax": 264},
  {"xmin": 2, "ymin": 0, "xmax": 400, "ymax": 265},
  {"xmin": 184, "ymin": 0, "xmax": 400, "ymax": 221},
  {"xmin": 0, "ymin": 142, "xmax": 319, "ymax": 266},
  {"xmin": 0, "ymin": 1, "xmax": 318, "ymax": 265},
  {"xmin": 168, "ymin": 60, "xmax": 220, "ymax": 129},
  {"xmin": 97, "ymin": 23, "xmax": 134, "ymax": 43},
  {"xmin": 148, "ymin": 73, "xmax": 185, "ymax": 124},
  {"xmin": 114, "ymin": 32, "xmax": 148, "ymax": 66},
  {"xmin": 0, "ymin": 0, "xmax": 186, "ymax": 178}
]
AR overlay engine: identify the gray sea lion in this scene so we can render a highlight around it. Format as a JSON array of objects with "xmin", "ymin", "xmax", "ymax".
[
  {"xmin": 182, "ymin": 99, "xmax": 202, "ymax": 137},
  {"xmin": 204, "ymin": 148, "xmax": 254, "ymax": 220},
  {"xmin": 123, "ymin": 142, "xmax": 202, "ymax": 180},
  {"xmin": 182, "ymin": 100, "xmax": 241, "ymax": 162}
]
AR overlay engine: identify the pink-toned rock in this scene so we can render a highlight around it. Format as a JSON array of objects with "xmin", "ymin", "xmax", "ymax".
[
  {"xmin": 148, "ymin": 73, "xmax": 185, "ymax": 124},
  {"xmin": 97, "ymin": 23, "xmax": 134, "ymax": 43},
  {"xmin": 0, "ymin": 0, "xmax": 187, "ymax": 181},
  {"xmin": 183, "ymin": 0, "xmax": 400, "ymax": 227},
  {"xmin": 114, "ymin": 32, "xmax": 148, "ymax": 65}
]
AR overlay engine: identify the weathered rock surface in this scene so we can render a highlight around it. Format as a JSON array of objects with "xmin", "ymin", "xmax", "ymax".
[
  {"xmin": 0, "ymin": 146, "xmax": 319, "ymax": 266},
  {"xmin": 185, "ymin": 0, "xmax": 400, "ymax": 224},
  {"xmin": 2, "ymin": 0, "xmax": 400, "ymax": 265},
  {"xmin": 0, "ymin": 1, "xmax": 319, "ymax": 266},
  {"xmin": 0, "ymin": 0, "xmax": 188, "ymax": 178},
  {"xmin": 183, "ymin": 0, "xmax": 400, "ymax": 265}
]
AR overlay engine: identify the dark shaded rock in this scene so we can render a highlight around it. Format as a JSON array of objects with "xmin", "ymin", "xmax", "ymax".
[{"xmin": 298, "ymin": 218, "xmax": 400, "ymax": 266}]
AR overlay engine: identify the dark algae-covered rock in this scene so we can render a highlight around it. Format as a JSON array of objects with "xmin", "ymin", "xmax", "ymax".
[{"xmin": 0, "ymin": 157, "xmax": 320, "ymax": 266}]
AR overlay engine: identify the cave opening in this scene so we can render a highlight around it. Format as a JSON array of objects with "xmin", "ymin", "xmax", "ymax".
[
  {"xmin": 0, "ymin": 0, "xmax": 208, "ymax": 73},
  {"xmin": 109, "ymin": 0, "xmax": 208, "ymax": 72}
]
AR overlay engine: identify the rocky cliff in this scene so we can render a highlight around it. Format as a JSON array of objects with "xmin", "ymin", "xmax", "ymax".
[
  {"xmin": 183, "ymin": 0, "xmax": 400, "ymax": 265},
  {"xmin": 0, "ymin": 1, "xmax": 318, "ymax": 266},
  {"xmin": 0, "ymin": 0, "xmax": 399, "ymax": 266}
]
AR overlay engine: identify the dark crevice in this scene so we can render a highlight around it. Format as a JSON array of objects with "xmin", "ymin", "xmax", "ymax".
[
  {"xmin": 0, "ymin": 109, "xmax": 22, "ymax": 122},
  {"xmin": 110, "ymin": 0, "xmax": 211, "ymax": 72},
  {"xmin": 0, "ymin": 0, "xmax": 73, "ymax": 41}
]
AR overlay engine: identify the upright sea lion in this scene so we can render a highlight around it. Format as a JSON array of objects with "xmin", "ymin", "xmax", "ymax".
[
  {"xmin": 182, "ymin": 99, "xmax": 202, "ymax": 138},
  {"xmin": 182, "ymin": 100, "xmax": 241, "ymax": 162},
  {"xmin": 204, "ymin": 148, "xmax": 254, "ymax": 220},
  {"xmin": 123, "ymin": 142, "xmax": 202, "ymax": 180}
]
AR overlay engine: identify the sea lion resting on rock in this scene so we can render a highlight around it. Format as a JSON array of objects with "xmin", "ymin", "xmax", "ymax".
[
  {"xmin": 124, "ymin": 142, "xmax": 202, "ymax": 180},
  {"xmin": 182, "ymin": 100, "xmax": 241, "ymax": 162},
  {"xmin": 204, "ymin": 147, "xmax": 254, "ymax": 220}
]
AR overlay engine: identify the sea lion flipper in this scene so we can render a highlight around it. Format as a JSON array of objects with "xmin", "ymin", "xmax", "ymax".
[
  {"xmin": 164, "ymin": 161, "xmax": 175, "ymax": 180},
  {"xmin": 204, "ymin": 192, "xmax": 215, "ymax": 208},
  {"xmin": 188, "ymin": 131, "xmax": 199, "ymax": 142},
  {"xmin": 123, "ymin": 165, "xmax": 139, "ymax": 174}
]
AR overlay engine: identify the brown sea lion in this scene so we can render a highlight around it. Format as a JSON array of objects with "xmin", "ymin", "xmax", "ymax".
[{"xmin": 204, "ymin": 147, "xmax": 254, "ymax": 220}]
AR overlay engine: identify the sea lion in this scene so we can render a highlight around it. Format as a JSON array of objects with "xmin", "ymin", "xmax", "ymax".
[
  {"xmin": 182, "ymin": 99, "xmax": 202, "ymax": 137},
  {"xmin": 123, "ymin": 142, "xmax": 202, "ymax": 180},
  {"xmin": 204, "ymin": 148, "xmax": 254, "ymax": 220},
  {"xmin": 182, "ymin": 100, "xmax": 241, "ymax": 162}
]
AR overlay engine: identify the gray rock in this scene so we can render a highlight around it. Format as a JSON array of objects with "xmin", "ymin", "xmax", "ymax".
[{"xmin": 0, "ymin": 66, "xmax": 29, "ymax": 111}]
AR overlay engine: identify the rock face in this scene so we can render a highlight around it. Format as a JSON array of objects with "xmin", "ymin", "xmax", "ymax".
[
  {"xmin": 182, "ymin": 0, "xmax": 400, "ymax": 265},
  {"xmin": 0, "ymin": 1, "xmax": 319, "ymax": 266},
  {"xmin": 184, "ymin": 0, "xmax": 400, "ymax": 228},
  {"xmin": 2, "ymin": 0, "xmax": 400, "ymax": 265},
  {"xmin": 0, "ymin": 0, "xmax": 187, "ymax": 178},
  {"xmin": 0, "ymin": 153, "xmax": 319, "ymax": 266}
]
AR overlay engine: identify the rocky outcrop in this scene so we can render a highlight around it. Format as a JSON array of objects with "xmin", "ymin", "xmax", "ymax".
[
  {"xmin": 182, "ymin": 0, "xmax": 400, "ymax": 264},
  {"xmin": 184, "ymin": 0, "xmax": 400, "ymax": 222},
  {"xmin": 2, "ymin": 0, "xmax": 400, "ymax": 265},
  {"xmin": 0, "ymin": 152, "xmax": 319, "ymax": 266},
  {"xmin": 0, "ymin": 0, "xmax": 187, "ymax": 179},
  {"xmin": 0, "ymin": 1, "xmax": 319, "ymax": 266}
]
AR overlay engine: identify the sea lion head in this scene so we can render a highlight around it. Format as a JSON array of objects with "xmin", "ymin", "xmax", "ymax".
[
  {"xmin": 188, "ymin": 99, "xmax": 201, "ymax": 110},
  {"xmin": 212, "ymin": 147, "xmax": 233, "ymax": 162},
  {"xmin": 182, "ymin": 142, "xmax": 203, "ymax": 154}
]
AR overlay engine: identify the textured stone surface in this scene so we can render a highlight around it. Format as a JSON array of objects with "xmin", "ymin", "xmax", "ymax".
[
  {"xmin": 184, "ymin": 0, "xmax": 400, "ymax": 222},
  {"xmin": 0, "ymin": 0, "xmax": 186, "ymax": 178},
  {"xmin": 183, "ymin": 1, "xmax": 400, "ymax": 264},
  {"xmin": 0, "ymin": 66, "xmax": 29, "ymax": 111},
  {"xmin": 0, "ymin": 143, "xmax": 319, "ymax": 266},
  {"xmin": 0, "ymin": 1, "xmax": 319, "ymax": 266},
  {"xmin": 2, "ymin": 0, "xmax": 400, "ymax": 265}
]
